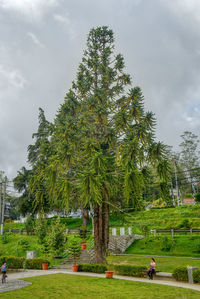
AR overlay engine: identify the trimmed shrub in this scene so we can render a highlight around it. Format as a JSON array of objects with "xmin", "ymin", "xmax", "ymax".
[
  {"xmin": 78, "ymin": 264, "xmax": 107, "ymax": 273},
  {"xmin": 110, "ymin": 264, "xmax": 147, "ymax": 277},
  {"xmin": 193, "ymin": 269, "xmax": 200, "ymax": 283},
  {"xmin": 0, "ymin": 256, "xmax": 25, "ymax": 269},
  {"xmin": 172, "ymin": 267, "xmax": 188, "ymax": 281},
  {"xmin": 24, "ymin": 258, "xmax": 50, "ymax": 269}
]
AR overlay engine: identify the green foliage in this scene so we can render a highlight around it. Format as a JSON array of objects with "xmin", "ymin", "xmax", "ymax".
[
  {"xmin": 0, "ymin": 256, "xmax": 25, "ymax": 269},
  {"xmin": 47, "ymin": 219, "xmax": 66, "ymax": 255},
  {"xmin": 109, "ymin": 264, "xmax": 147, "ymax": 277},
  {"xmin": 78, "ymin": 264, "xmax": 107, "ymax": 273},
  {"xmin": 34, "ymin": 216, "xmax": 47, "ymax": 243},
  {"xmin": 25, "ymin": 258, "xmax": 50, "ymax": 269},
  {"xmin": 161, "ymin": 237, "xmax": 172, "ymax": 251},
  {"xmin": 172, "ymin": 267, "xmax": 188, "ymax": 281},
  {"xmin": 68, "ymin": 238, "xmax": 81, "ymax": 265},
  {"xmin": 193, "ymin": 269, "xmax": 200, "ymax": 283},
  {"xmin": 195, "ymin": 193, "xmax": 200, "ymax": 202},
  {"xmin": 24, "ymin": 216, "xmax": 34, "ymax": 235}
]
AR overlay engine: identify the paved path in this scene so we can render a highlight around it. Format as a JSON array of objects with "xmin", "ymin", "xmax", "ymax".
[
  {"xmin": 0, "ymin": 269, "xmax": 200, "ymax": 293},
  {"xmin": 114, "ymin": 254, "xmax": 200, "ymax": 259}
]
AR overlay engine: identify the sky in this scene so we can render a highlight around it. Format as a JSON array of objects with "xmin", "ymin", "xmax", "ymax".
[{"xmin": 0, "ymin": 0, "xmax": 200, "ymax": 179}]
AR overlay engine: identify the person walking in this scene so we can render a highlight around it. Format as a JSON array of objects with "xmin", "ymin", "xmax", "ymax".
[{"xmin": 148, "ymin": 258, "xmax": 156, "ymax": 280}]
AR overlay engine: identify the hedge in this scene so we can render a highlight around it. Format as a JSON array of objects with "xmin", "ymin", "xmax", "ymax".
[
  {"xmin": 0, "ymin": 256, "xmax": 25, "ymax": 269},
  {"xmin": 78, "ymin": 264, "xmax": 147, "ymax": 277},
  {"xmin": 78, "ymin": 264, "xmax": 107, "ymax": 273},
  {"xmin": 24, "ymin": 258, "xmax": 50, "ymax": 270},
  {"xmin": 110, "ymin": 265, "xmax": 147, "ymax": 277},
  {"xmin": 193, "ymin": 269, "xmax": 200, "ymax": 283},
  {"xmin": 172, "ymin": 267, "xmax": 188, "ymax": 281}
]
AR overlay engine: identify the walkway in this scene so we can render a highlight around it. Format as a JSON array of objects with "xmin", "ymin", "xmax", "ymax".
[
  {"xmin": 0, "ymin": 269, "xmax": 200, "ymax": 293},
  {"xmin": 114, "ymin": 254, "xmax": 200, "ymax": 259}
]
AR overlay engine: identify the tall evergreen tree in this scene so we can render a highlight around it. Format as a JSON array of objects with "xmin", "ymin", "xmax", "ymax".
[{"xmin": 32, "ymin": 27, "xmax": 169, "ymax": 263}]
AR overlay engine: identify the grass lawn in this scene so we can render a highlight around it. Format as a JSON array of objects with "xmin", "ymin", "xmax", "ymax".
[
  {"xmin": 0, "ymin": 274, "xmax": 199, "ymax": 299},
  {"xmin": 124, "ymin": 235, "xmax": 200, "ymax": 257},
  {"xmin": 107, "ymin": 255, "xmax": 200, "ymax": 273}
]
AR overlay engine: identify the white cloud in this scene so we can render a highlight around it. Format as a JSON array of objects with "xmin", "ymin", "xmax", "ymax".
[
  {"xmin": 54, "ymin": 14, "xmax": 77, "ymax": 39},
  {"xmin": 164, "ymin": 0, "xmax": 200, "ymax": 23},
  {"xmin": 54, "ymin": 14, "xmax": 70, "ymax": 25},
  {"xmin": 28, "ymin": 32, "xmax": 45, "ymax": 48},
  {"xmin": 0, "ymin": 65, "xmax": 27, "ymax": 88},
  {"xmin": 0, "ymin": 0, "xmax": 59, "ymax": 20}
]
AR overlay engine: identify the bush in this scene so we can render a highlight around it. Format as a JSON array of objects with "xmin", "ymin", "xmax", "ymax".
[
  {"xmin": 195, "ymin": 193, "xmax": 200, "ymax": 203},
  {"xmin": 172, "ymin": 267, "xmax": 188, "ymax": 281},
  {"xmin": 78, "ymin": 264, "xmax": 107, "ymax": 273},
  {"xmin": 110, "ymin": 264, "xmax": 147, "ymax": 277},
  {"xmin": 152, "ymin": 198, "xmax": 167, "ymax": 208},
  {"xmin": 24, "ymin": 258, "xmax": 50, "ymax": 269},
  {"xmin": 0, "ymin": 256, "xmax": 25, "ymax": 269},
  {"xmin": 161, "ymin": 237, "xmax": 172, "ymax": 251},
  {"xmin": 193, "ymin": 269, "xmax": 200, "ymax": 283}
]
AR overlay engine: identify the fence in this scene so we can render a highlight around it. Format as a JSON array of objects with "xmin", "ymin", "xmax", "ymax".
[{"xmin": 150, "ymin": 229, "xmax": 200, "ymax": 239}]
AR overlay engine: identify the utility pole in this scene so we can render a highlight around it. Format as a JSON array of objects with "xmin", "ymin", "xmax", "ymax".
[
  {"xmin": 1, "ymin": 177, "xmax": 7, "ymax": 235},
  {"xmin": 171, "ymin": 181, "xmax": 175, "ymax": 206},
  {"xmin": 0, "ymin": 183, "xmax": 2, "ymax": 225},
  {"xmin": 174, "ymin": 162, "xmax": 180, "ymax": 206}
]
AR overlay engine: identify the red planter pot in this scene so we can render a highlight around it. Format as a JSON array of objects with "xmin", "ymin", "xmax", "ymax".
[
  {"xmin": 81, "ymin": 244, "xmax": 87, "ymax": 250},
  {"xmin": 42, "ymin": 263, "xmax": 48, "ymax": 270},
  {"xmin": 105, "ymin": 271, "xmax": 114, "ymax": 278},
  {"xmin": 72, "ymin": 265, "xmax": 79, "ymax": 272}
]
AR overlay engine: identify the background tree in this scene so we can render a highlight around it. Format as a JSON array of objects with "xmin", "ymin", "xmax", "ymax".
[{"xmin": 179, "ymin": 131, "xmax": 200, "ymax": 195}]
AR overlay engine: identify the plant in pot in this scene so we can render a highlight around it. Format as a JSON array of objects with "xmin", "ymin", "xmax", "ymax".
[
  {"xmin": 68, "ymin": 238, "xmax": 81, "ymax": 272},
  {"xmin": 79, "ymin": 226, "xmax": 88, "ymax": 250},
  {"xmin": 41, "ymin": 241, "xmax": 50, "ymax": 270}
]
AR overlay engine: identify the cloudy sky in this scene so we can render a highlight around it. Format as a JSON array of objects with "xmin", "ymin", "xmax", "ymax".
[{"xmin": 0, "ymin": 0, "xmax": 200, "ymax": 179}]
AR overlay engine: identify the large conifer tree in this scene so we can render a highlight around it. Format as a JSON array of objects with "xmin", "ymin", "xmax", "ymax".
[
  {"xmin": 47, "ymin": 27, "xmax": 169, "ymax": 263},
  {"xmin": 28, "ymin": 27, "xmax": 169, "ymax": 263}
]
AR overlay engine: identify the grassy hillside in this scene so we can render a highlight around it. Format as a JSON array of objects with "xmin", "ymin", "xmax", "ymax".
[
  {"xmin": 125, "ymin": 235, "xmax": 200, "ymax": 257},
  {"xmin": 109, "ymin": 204, "xmax": 200, "ymax": 233}
]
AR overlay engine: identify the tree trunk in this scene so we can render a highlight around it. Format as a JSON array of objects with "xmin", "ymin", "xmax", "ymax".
[
  {"xmin": 93, "ymin": 201, "xmax": 109, "ymax": 264},
  {"xmin": 81, "ymin": 207, "xmax": 89, "ymax": 226}
]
